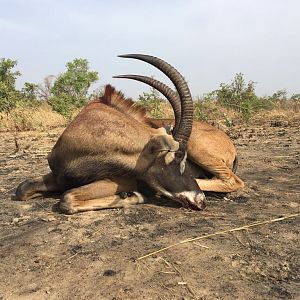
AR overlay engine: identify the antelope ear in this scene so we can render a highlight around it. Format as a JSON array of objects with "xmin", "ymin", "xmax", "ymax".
[
  {"xmin": 154, "ymin": 127, "xmax": 168, "ymax": 135},
  {"xmin": 145, "ymin": 135, "xmax": 179, "ymax": 156},
  {"xmin": 101, "ymin": 85, "xmax": 115, "ymax": 105},
  {"xmin": 158, "ymin": 135, "xmax": 179, "ymax": 152},
  {"xmin": 165, "ymin": 151, "xmax": 176, "ymax": 165}
]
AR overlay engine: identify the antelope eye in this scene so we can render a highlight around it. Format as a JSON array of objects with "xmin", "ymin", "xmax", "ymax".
[
  {"xmin": 150, "ymin": 145, "xmax": 159, "ymax": 153},
  {"xmin": 175, "ymin": 151, "xmax": 183, "ymax": 160}
]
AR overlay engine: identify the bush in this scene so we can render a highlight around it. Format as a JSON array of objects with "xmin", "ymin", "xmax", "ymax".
[
  {"xmin": 194, "ymin": 96, "xmax": 234, "ymax": 127},
  {"xmin": 291, "ymin": 93, "xmax": 300, "ymax": 101},
  {"xmin": 48, "ymin": 93, "xmax": 76, "ymax": 118},
  {"xmin": 48, "ymin": 58, "xmax": 99, "ymax": 117},
  {"xmin": 194, "ymin": 97, "xmax": 216, "ymax": 122},
  {"xmin": 0, "ymin": 58, "xmax": 22, "ymax": 113},
  {"xmin": 136, "ymin": 87, "xmax": 164, "ymax": 118},
  {"xmin": 212, "ymin": 73, "xmax": 275, "ymax": 119},
  {"xmin": 0, "ymin": 59, "xmax": 41, "ymax": 115},
  {"xmin": 21, "ymin": 82, "xmax": 39, "ymax": 104},
  {"xmin": 0, "ymin": 82, "xmax": 21, "ymax": 113}
]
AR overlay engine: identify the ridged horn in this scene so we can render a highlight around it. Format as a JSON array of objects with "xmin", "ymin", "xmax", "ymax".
[
  {"xmin": 113, "ymin": 75, "xmax": 181, "ymax": 135},
  {"xmin": 117, "ymin": 54, "xmax": 193, "ymax": 148}
]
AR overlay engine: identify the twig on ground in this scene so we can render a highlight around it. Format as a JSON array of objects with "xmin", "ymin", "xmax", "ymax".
[
  {"xmin": 193, "ymin": 242, "xmax": 209, "ymax": 249},
  {"xmin": 160, "ymin": 257, "xmax": 196, "ymax": 297},
  {"xmin": 171, "ymin": 261, "xmax": 196, "ymax": 297},
  {"xmin": 137, "ymin": 213, "xmax": 299, "ymax": 260},
  {"xmin": 68, "ymin": 251, "xmax": 80, "ymax": 260}
]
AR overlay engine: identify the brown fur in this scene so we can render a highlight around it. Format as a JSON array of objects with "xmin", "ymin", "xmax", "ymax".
[{"xmin": 99, "ymin": 85, "xmax": 147, "ymax": 123}]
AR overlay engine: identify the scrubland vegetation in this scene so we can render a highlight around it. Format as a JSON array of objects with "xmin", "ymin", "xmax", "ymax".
[{"xmin": 0, "ymin": 57, "xmax": 299, "ymax": 131}]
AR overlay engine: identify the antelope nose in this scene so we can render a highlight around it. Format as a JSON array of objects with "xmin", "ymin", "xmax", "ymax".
[
  {"xmin": 174, "ymin": 191, "xmax": 206, "ymax": 210},
  {"xmin": 193, "ymin": 192, "xmax": 206, "ymax": 210}
]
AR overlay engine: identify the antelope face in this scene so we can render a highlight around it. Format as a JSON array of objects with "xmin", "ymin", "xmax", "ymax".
[{"xmin": 137, "ymin": 135, "xmax": 206, "ymax": 210}]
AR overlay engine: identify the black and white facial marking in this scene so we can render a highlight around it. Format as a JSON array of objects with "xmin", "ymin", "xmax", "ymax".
[{"xmin": 179, "ymin": 150, "xmax": 187, "ymax": 175}]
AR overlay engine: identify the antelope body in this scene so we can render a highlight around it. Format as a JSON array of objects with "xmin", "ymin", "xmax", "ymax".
[{"xmin": 14, "ymin": 54, "xmax": 244, "ymax": 214}]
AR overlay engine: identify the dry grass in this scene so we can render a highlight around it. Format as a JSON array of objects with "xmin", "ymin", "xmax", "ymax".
[
  {"xmin": 0, "ymin": 103, "xmax": 66, "ymax": 132},
  {"xmin": 0, "ymin": 99, "xmax": 299, "ymax": 132}
]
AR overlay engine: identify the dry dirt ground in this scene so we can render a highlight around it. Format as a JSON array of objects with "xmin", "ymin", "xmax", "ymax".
[{"xmin": 0, "ymin": 116, "xmax": 299, "ymax": 300}]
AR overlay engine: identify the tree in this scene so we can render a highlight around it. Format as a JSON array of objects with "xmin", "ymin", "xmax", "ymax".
[
  {"xmin": 37, "ymin": 75, "xmax": 56, "ymax": 101},
  {"xmin": 291, "ymin": 93, "xmax": 300, "ymax": 101},
  {"xmin": 21, "ymin": 82, "xmax": 39, "ymax": 103},
  {"xmin": 50, "ymin": 58, "xmax": 99, "ymax": 112},
  {"xmin": 48, "ymin": 58, "xmax": 99, "ymax": 117},
  {"xmin": 0, "ymin": 58, "xmax": 22, "ymax": 113}
]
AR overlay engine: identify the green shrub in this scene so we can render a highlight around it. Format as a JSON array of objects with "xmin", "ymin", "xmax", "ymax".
[
  {"xmin": 0, "ymin": 59, "xmax": 41, "ymax": 114},
  {"xmin": 194, "ymin": 97, "xmax": 216, "ymax": 121},
  {"xmin": 0, "ymin": 58, "xmax": 22, "ymax": 113},
  {"xmin": 21, "ymin": 82, "xmax": 39, "ymax": 105},
  {"xmin": 291, "ymin": 93, "xmax": 300, "ymax": 101},
  {"xmin": 213, "ymin": 73, "xmax": 275, "ymax": 119},
  {"xmin": 48, "ymin": 93, "xmax": 75, "ymax": 118},
  {"xmin": 136, "ymin": 87, "xmax": 164, "ymax": 118},
  {"xmin": 48, "ymin": 58, "xmax": 99, "ymax": 117}
]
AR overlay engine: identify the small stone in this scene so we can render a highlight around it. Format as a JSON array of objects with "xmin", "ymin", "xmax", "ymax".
[
  {"xmin": 103, "ymin": 270, "xmax": 116, "ymax": 276},
  {"xmin": 12, "ymin": 217, "xmax": 19, "ymax": 224}
]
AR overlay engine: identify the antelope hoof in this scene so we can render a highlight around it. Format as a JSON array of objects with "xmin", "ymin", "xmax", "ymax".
[
  {"xmin": 119, "ymin": 191, "xmax": 134, "ymax": 199},
  {"xmin": 14, "ymin": 180, "xmax": 32, "ymax": 201},
  {"xmin": 59, "ymin": 195, "xmax": 78, "ymax": 215}
]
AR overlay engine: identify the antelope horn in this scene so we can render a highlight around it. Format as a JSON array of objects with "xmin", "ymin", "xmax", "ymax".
[
  {"xmin": 117, "ymin": 54, "xmax": 193, "ymax": 148},
  {"xmin": 113, "ymin": 75, "xmax": 181, "ymax": 135}
]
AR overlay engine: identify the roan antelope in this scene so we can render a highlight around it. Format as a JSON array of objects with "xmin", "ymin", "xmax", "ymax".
[{"xmin": 14, "ymin": 54, "xmax": 207, "ymax": 213}]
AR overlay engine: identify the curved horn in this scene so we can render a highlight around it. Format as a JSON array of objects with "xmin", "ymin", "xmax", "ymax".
[
  {"xmin": 118, "ymin": 54, "xmax": 193, "ymax": 148},
  {"xmin": 113, "ymin": 75, "xmax": 181, "ymax": 135}
]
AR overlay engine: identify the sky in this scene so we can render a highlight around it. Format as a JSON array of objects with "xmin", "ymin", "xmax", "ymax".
[{"xmin": 1, "ymin": 0, "xmax": 299, "ymax": 98}]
